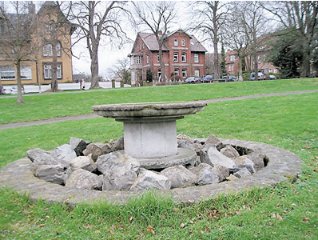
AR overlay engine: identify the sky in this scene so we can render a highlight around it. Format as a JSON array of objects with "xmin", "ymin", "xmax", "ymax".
[{"xmin": 71, "ymin": 1, "xmax": 205, "ymax": 77}]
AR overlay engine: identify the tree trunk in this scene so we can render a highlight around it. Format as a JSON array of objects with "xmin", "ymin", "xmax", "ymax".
[
  {"xmin": 159, "ymin": 47, "xmax": 165, "ymax": 83},
  {"xmin": 301, "ymin": 46, "xmax": 311, "ymax": 77},
  {"xmin": 51, "ymin": 43, "xmax": 58, "ymax": 92},
  {"xmin": 213, "ymin": 40, "xmax": 220, "ymax": 79},
  {"xmin": 90, "ymin": 48, "xmax": 100, "ymax": 89},
  {"xmin": 15, "ymin": 61, "xmax": 24, "ymax": 104},
  {"xmin": 238, "ymin": 53, "xmax": 243, "ymax": 81}
]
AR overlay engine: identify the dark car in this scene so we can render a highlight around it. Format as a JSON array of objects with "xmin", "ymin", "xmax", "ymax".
[
  {"xmin": 202, "ymin": 75, "xmax": 214, "ymax": 83},
  {"xmin": 185, "ymin": 76, "xmax": 201, "ymax": 84},
  {"xmin": 227, "ymin": 75, "xmax": 237, "ymax": 82}
]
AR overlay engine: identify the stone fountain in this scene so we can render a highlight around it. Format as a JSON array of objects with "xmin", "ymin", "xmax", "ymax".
[
  {"xmin": 0, "ymin": 101, "xmax": 301, "ymax": 205},
  {"xmin": 92, "ymin": 101, "xmax": 207, "ymax": 169}
]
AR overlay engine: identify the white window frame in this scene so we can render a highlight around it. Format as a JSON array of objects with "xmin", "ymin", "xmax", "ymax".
[
  {"xmin": 43, "ymin": 63, "xmax": 62, "ymax": 80},
  {"xmin": 181, "ymin": 52, "xmax": 187, "ymax": 62},
  {"xmin": 182, "ymin": 68, "xmax": 187, "ymax": 78},
  {"xmin": 56, "ymin": 42, "xmax": 61, "ymax": 57},
  {"xmin": 43, "ymin": 43, "xmax": 53, "ymax": 57},
  {"xmin": 0, "ymin": 65, "xmax": 15, "ymax": 80},
  {"xmin": 174, "ymin": 39, "xmax": 178, "ymax": 47},
  {"xmin": 194, "ymin": 69, "xmax": 200, "ymax": 77},
  {"xmin": 181, "ymin": 39, "xmax": 186, "ymax": 46},
  {"xmin": 194, "ymin": 53, "xmax": 199, "ymax": 63},
  {"xmin": 20, "ymin": 66, "xmax": 32, "ymax": 80},
  {"xmin": 174, "ymin": 68, "xmax": 179, "ymax": 76},
  {"xmin": 146, "ymin": 55, "xmax": 149, "ymax": 64},
  {"xmin": 136, "ymin": 56, "xmax": 141, "ymax": 64},
  {"xmin": 173, "ymin": 52, "xmax": 178, "ymax": 62},
  {"xmin": 230, "ymin": 55, "xmax": 235, "ymax": 61}
]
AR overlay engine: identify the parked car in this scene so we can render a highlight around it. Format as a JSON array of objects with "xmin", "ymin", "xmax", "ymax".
[
  {"xmin": 268, "ymin": 74, "xmax": 276, "ymax": 80},
  {"xmin": 221, "ymin": 75, "xmax": 237, "ymax": 82},
  {"xmin": 185, "ymin": 76, "xmax": 201, "ymax": 84},
  {"xmin": 250, "ymin": 72, "xmax": 266, "ymax": 80},
  {"xmin": 202, "ymin": 75, "xmax": 214, "ymax": 83}
]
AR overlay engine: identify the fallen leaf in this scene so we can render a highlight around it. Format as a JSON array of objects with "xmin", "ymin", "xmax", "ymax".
[
  {"xmin": 146, "ymin": 225, "xmax": 155, "ymax": 235},
  {"xmin": 271, "ymin": 213, "xmax": 283, "ymax": 221},
  {"xmin": 180, "ymin": 223, "xmax": 186, "ymax": 228},
  {"xmin": 303, "ymin": 217, "xmax": 310, "ymax": 222},
  {"xmin": 207, "ymin": 209, "xmax": 220, "ymax": 219}
]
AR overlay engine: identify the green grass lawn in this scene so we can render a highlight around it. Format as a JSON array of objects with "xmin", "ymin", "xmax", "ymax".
[
  {"xmin": 0, "ymin": 78, "xmax": 317, "ymax": 124},
  {"xmin": 0, "ymin": 80, "xmax": 317, "ymax": 239}
]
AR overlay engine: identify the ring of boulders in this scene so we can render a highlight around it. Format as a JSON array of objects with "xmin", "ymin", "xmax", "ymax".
[{"xmin": 0, "ymin": 135, "xmax": 301, "ymax": 205}]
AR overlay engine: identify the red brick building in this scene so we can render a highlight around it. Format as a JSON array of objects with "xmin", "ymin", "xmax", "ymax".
[{"xmin": 129, "ymin": 29, "xmax": 207, "ymax": 85}]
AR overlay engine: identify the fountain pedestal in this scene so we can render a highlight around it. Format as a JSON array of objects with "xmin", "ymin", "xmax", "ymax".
[{"xmin": 93, "ymin": 101, "xmax": 207, "ymax": 169}]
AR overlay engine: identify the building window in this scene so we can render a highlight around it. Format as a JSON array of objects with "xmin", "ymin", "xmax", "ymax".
[
  {"xmin": 174, "ymin": 68, "xmax": 179, "ymax": 76},
  {"xmin": 194, "ymin": 69, "xmax": 200, "ymax": 77},
  {"xmin": 136, "ymin": 56, "xmax": 141, "ymax": 64},
  {"xmin": 158, "ymin": 69, "xmax": 161, "ymax": 80},
  {"xmin": 0, "ymin": 65, "xmax": 15, "ymax": 80},
  {"xmin": 228, "ymin": 64, "xmax": 233, "ymax": 71},
  {"xmin": 20, "ymin": 66, "xmax": 32, "ymax": 79},
  {"xmin": 56, "ymin": 42, "xmax": 61, "ymax": 57},
  {"xmin": 157, "ymin": 54, "xmax": 160, "ymax": 62},
  {"xmin": 173, "ymin": 52, "xmax": 178, "ymax": 62},
  {"xmin": 146, "ymin": 55, "xmax": 149, "ymax": 64},
  {"xmin": 43, "ymin": 43, "xmax": 53, "ymax": 56},
  {"xmin": 194, "ymin": 53, "xmax": 199, "ymax": 63},
  {"xmin": 182, "ymin": 68, "xmax": 187, "ymax": 78},
  {"xmin": 174, "ymin": 39, "xmax": 178, "ymax": 47},
  {"xmin": 181, "ymin": 39, "xmax": 186, "ymax": 46},
  {"xmin": 181, "ymin": 52, "xmax": 187, "ymax": 62},
  {"xmin": 43, "ymin": 63, "xmax": 62, "ymax": 80},
  {"xmin": 230, "ymin": 55, "xmax": 235, "ymax": 61}
]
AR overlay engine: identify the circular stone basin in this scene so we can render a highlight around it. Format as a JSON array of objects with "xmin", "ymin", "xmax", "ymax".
[
  {"xmin": 93, "ymin": 101, "xmax": 207, "ymax": 160},
  {"xmin": 0, "ymin": 139, "xmax": 301, "ymax": 205},
  {"xmin": 92, "ymin": 101, "xmax": 207, "ymax": 120}
]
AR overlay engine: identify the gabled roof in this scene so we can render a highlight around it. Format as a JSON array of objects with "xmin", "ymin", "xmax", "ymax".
[
  {"xmin": 133, "ymin": 30, "xmax": 207, "ymax": 53},
  {"xmin": 190, "ymin": 35, "xmax": 207, "ymax": 52},
  {"xmin": 139, "ymin": 32, "xmax": 169, "ymax": 51}
]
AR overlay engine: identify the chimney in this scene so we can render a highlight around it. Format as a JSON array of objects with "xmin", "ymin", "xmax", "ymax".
[{"xmin": 28, "ymin": 2, "xmax": 35, "ymax": 14}]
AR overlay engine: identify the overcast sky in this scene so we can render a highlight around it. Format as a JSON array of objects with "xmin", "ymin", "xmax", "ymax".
[{"xmin": 70, "ymin": 1, "xmax": 215, "ymax": 77}]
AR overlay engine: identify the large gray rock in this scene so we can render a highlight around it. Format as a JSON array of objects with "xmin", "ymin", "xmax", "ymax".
[
  {"xmin": 160, "ymin": 165, "xmax": 196, "ymax": 188},
  {"xmin": 65, "ymin": 169, "xmax": 102, "ymax": 190},
  {"xmin": 109, "ymin": 137, "xmax": 124, "ymax": 152},
  {"xmin": 34, "ymin": 164, "xmax": 66, "ymax": 184},
  {"xmin": 69, "ymin": 156, "xmax": 97, "ymax": 172},
  {"xmin": 220, "ymin": 145, "xmax": 240, "ymax": 159},
  {"xmin": 130, "ymin": 168, "xmax": 171, "ymax": 191},
  {"xmin": 213, "ymin": 165, "xmax": 230, "ymax": 181},
  {"xmin": 51, "ymin": 144, "xmax": 77, "ymax": 166},
  {"xmin": 233, "ymin": 167, "xmax": 252, "ymax": 178},
  {"xmin": 202, "ymin": 146, "xmax": 237, "ymax": 169},
  {"xmin": 70, "ymin": 137, "xmax": 89, "ymax": 156},
  {"xmin": 97, "ymin": 152, "xmax": 140, "ymax": 191},
  {"xmin": 233, "ymin": 155, "xmax": 256, "ymax": 173},
  {"xmin": 27, "ymin": 148, "xmax": 58, "ymax": 165},
  {"xmin": 203, "ymin": 135, "xmax": 224, "ymax": 150},
  {"xmin": 246, "ymin": 151, "xmax": 266, "ymax": 171},
  {"xmin": 190, "ymin": 163, "xmax": 219, "ymax": 185},
  {"xmin": 83, "ymin": 143, "xmax": 112, "ymax": 161}
]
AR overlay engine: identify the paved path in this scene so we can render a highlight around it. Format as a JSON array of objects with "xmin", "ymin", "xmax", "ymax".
[{"xmin": 1, "ymin": 89, "xmax": 317, "ymax": 130}]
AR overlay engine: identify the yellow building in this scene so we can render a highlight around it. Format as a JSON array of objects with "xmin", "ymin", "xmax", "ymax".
[{"xmin": 0, "ymin": 2, "xmax": 74, "ymax": 86}]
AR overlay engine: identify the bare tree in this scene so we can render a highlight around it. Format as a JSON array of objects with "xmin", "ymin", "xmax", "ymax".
[
  {"xmin": 233, "ymin": 2, "xmax": 269, "ymax": 80},
  {"xmin": 111, "ymin": 58, "xmax": 130, "ymax": 86},
  {"xmin": 191, "ymin": 1, "xmax": 228, "ymax": 79},
  {"xmin": 132, "ymin": 1, "xmax": 176, "ymax": 83},
  {"xmin": 223, "ymin": 8, "xmax": 250, "ymax": 81},
  {"xmin": 262, "ymin": 1, "xmax": 318, "ymax": 77},
  {"xmin": 0, "ymin": 1, "xmax": 35, "ymax": 103},
  {"xmin": 68, "ymin": 1, "xmax": 128, "ymax": 89}
]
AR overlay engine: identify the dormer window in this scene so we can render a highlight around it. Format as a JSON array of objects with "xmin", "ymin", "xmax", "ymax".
[
  {"xmin": 181, "ymin": 39, "xmax": 186, "ymax": 46},
  {"xmin": 174, "ymin": 39, "xmax": 178, "ymax": 47}
]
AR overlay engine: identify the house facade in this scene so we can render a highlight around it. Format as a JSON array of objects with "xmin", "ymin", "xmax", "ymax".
[
  {"xmin": 0, "ymin": 2, "xmax": 74, "ymax": 86},
  {"xmin": 129, "ymin": 29, "xmax": 207, "ymax": 85}
]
